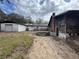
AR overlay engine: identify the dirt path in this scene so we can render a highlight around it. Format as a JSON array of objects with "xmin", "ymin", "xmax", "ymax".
[{"xmin": 27, "ymin": 33, "xmax": 79, "ymax": 59}]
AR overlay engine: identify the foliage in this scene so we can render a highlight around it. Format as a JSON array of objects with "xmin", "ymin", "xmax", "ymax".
[
  {"xmin": 0, "ymin": 10, "xmax": 48, "ymax": 24},
  {"xmin": 35, "ymin": 18, "xmax": 48, "ymax": 24},
  {"xmin": 25, "ymin": 16, "xmax": 34, "ymax": 24},
  {"xmin": 35, "ymin": 18, "xmax": 42, "ymax": 24},
  {"xmin": 0, "ymin": 10, "xmax": 27, "ymax": 24},
  {"xmin": 8, "ymin": 13, "xmax": 27, "ymax": 24}
]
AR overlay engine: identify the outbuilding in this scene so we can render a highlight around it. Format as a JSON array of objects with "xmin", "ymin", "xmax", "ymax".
[
  {"xmin": 48, "ymin": 10, "xmax": 79, "ymax": 39},
  {"xmin": 0, "ymin": 21, "xmax": 26, "ymax": 32}
]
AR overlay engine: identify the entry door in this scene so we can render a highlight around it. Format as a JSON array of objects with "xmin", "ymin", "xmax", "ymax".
[{"xmin": 5, "ymin": 24, "xmax": 13, "ymax": 32}]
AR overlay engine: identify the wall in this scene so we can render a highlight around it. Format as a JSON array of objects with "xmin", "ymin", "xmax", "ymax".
[
  {"xmin": 18, "ymin": 24, "xmax": 26, "ymax": 32},
  {"xmin": 1, "ymin": 23, "xmax": 18, "ymax": 32},
  {"xmin": 50, "ymin": 17, "xmax": 68, "ymax": 39},
  {"xmin": 13, "ymin": 24, "xmax": 18, "ymax": 32},
  {"xmin": 66, "ymin": 18, "xmax": 79, "ymax": 33},
  {"xmin": 56, "ymin": 17, "xmax": 67, "ymax": 39},
  {"xmin": 58, "ymin": 19, "xmax": 66, "ymax": 33},
  {"xmin": 1, "ymin": 23, "xmax": 5, "ymax": 31},
  {"xmin": 58, "ymin": 32, "xmax": 69, "ymax": 39},
  {"xmin": 51, "ymin": 17, "xmax": 56, "ymax": 32}
]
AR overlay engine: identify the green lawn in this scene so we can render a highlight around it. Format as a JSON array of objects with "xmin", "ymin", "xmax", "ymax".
[{"xmin": 0, "ymin": 32, "xmax": 33, "ymax": 59}]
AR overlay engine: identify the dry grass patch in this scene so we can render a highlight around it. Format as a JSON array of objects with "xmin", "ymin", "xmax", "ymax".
[{"xmin": 0, "ymin": 32, "xmax": 33, "ymax": 59}]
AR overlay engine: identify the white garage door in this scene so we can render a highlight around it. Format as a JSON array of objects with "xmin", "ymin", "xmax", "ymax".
[{"xmin": 5, "ymin": 24, "xmax": 13, "ymax": 31}]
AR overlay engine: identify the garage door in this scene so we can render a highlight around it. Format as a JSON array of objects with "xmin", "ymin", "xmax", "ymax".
[{"xmin": 5, "ymin": 24, "xmax": 13, "ymax": 32}]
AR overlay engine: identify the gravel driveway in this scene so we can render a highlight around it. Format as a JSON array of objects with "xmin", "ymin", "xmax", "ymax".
[{"xmin": 27, "ymin": 33, "xmax": 79, "ymax": 59}]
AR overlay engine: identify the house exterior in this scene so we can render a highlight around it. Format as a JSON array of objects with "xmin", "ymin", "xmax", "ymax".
[
  {"xmin": 48, "ymin": 10, "xmax": 79, "ymax": 39},
  {"xmin": 0, "ymin": 22, "xmax": 26, "ymax": 32}
]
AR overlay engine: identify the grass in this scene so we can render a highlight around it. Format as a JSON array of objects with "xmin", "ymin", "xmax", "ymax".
[{"xmin": 0, "ymin": 32, "xmax": 33, "ymax": 59}]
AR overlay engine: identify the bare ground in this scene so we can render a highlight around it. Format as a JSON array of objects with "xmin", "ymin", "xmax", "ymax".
[
  {"xmin": 27, "ymin": 33, "xmax": 79, "ymax": 59},
  {"xmin": 6, "ymin": 42, "xmax": 28, "ymax": 59},
  {"xmin": 5, "ymin": 32, "xmax": 79, "ymax": 59}
]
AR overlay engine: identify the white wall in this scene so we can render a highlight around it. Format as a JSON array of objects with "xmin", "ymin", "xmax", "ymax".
[
  {"xmin": 1, "ymin": 23, "xmax": 18, "ymax": 32},
  {"xmin": 50, "ymin": 32, "xmax": 69, "ymax": 39},
  {"xmin": 13, "ymin": 24, "xmax": 18, "ymax": 32},
  {"xmin": 58, "ymin": 32, "xmax": 69, "ymax": 39},
  {"xmin": 18, "ymin": 24, "xmax": 26, "ymax": 32},
  {"xmin": 1, "ymin": 23, "xmax": 5, "ymax": 31},
  {"xmin": 1, "ymin": 23, "xmax": 26, "ymax": 32}
]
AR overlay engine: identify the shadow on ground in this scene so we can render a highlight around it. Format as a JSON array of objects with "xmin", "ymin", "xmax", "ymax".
[
  {"xmin": 52, "ymin": 36, "xmax": 79, "ymax": 56},
  {"xmin": 66, "ymin": 36, "xmax": 79, "ymax": 55},
  {"xmin": 36, "ymin": 31, "xmax": 50, "ymax": 36}
]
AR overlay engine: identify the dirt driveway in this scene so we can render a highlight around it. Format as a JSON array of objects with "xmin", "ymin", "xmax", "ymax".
[{"xmin": 27, "ymin": 33, "xmax": 79, "ymax": 59}]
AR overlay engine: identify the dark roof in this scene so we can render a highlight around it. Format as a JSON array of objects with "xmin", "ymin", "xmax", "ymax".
[
  {"xmin": 48, "ymin": 16, "xmax": 53, "ymax": 27},
  {"xmin": 0, "ymin": 21, "xmax": 26, "ymax": 26},
  {"xmin": 55, "ymin": 10, "xmax": 79, "ymax": 20},
  {"xmin": 48, "ymin": 10, "xmax": 79, "ymax": 27},
  {"xmin": 0, "ymin": 21, "xmax": 16, "ymax": 23}
]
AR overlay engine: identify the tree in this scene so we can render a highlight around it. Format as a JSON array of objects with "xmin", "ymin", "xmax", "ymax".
[
  {"xmin": 0, "ymin": 10, "xmax": 8, "ymax": 22},
  {"xmin": 36, "ymin": 18, "xmax": 42, "ymax": 24},
  {"xmin": 8, "ymin": 13, "xmax": 27, "ymax": 24},
  {"xmin": 42, "ymin": 20, "xmax": 48, "ymax": 24},
  {"xmin": 25, "ymin": 16, "xmax": 34, "ymax": 24},
  {"xmin": 0, "ymin": 10, "xmax": 35, "ymax": 24}
]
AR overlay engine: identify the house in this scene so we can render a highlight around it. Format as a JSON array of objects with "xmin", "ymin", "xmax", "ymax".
[
  {"xmin": 48, "ymin": 10, "xmax": 79, "ymax": 39},
  {"xmin": 0, "ymin": 21, "xmax": 26, "ymax": 32}
]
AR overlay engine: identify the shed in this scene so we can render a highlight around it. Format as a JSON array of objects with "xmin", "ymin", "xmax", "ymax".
[
  {"xmin": 48, "ymin": 10, "xmax": 79, "ymax": 39},
  {"xmin": 0, "ymin": 21, "xmax": 26, "ymax": 32}
]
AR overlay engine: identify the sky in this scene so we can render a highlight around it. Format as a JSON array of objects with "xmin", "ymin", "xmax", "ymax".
[
  {"xmin": 0, "ymin": 0, "xmax": 79, "ymax": 22},
  {"xmin": 0, "ymin": 0, "xmax": 16, "ymax": 14}
]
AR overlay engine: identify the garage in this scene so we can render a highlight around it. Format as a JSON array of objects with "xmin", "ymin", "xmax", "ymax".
[
  {"xmin": 0, "ymin": 23, "xmax": 26, "ymax": 32},
  {"xmin": 5, "ymin": 24, "xmax": 13, "ymax": 32}
]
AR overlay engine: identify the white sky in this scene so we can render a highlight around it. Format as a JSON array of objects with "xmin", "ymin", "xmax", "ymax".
[
  {"xmin": 14, "ymin": 0, "xmax": 79, "ymax": 22},
  {"xmin": 43, "ymin": 0, "xmax": 79, "ymax": 21}
]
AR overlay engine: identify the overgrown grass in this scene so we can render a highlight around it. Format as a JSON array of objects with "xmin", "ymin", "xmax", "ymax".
[{"xmin": 0, "ymin": 32, "xmax": 33, "ymax": 59}]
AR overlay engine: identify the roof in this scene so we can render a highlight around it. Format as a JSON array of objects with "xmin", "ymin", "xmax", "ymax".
[
  {"xmin": 48, "ymin": 10, "xmax": 79, "ymax": 27},
  {"xmin": 0, "ymin": 21, "xmax": 16, "ymax": 23},
  {"xmin": 48, "ymin": 16, "xmax": 53, "ymax": 27},
  {"xmin": 25, "ymin": 24, "xmax": 48, "ymax": 27},
  {"xmin": 0, "ymin": 21, "xmax": 26, "ymax": 26},
  {"xmin": 55, "ymin": 10, "xmax": 79, "ymax": 19}
]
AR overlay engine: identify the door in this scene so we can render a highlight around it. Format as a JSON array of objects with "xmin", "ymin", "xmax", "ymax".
[
  {"xmin": 56, "ymin": 27, "xmax": 59, "ymax": 36},
  {"xmin": 5, "ymin": 24, "xmax": 13, "ymax": 32}
]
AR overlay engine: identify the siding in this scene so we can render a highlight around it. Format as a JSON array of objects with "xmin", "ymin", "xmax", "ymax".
[
  {"xmin": 1, "ymin": 23, "xmax": 18, "ymax": 32},
  {"xmin": 18, "ymin": 24, "xmax": 26, "ymax": 32},
  {"xmin": 1, "ymin": 23, "xmax": 5, "ymax": 31},
  {"xmin": 12, "ymin": 24, "xmax": 18, "ymax": 32},
  {"xmin": 1, "ymin": 23, "xmax": 26, "ymax": 32}
]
